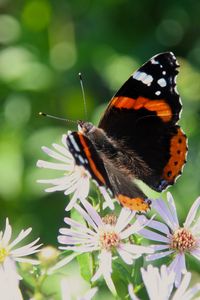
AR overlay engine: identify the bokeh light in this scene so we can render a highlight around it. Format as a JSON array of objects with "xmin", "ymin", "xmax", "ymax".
[
  {"xmin": 22, "ymin": 0, "xmax": 52, "ymax": 31},
  {"xmin": 4, "ymin": 94, "xmax": 31, "ymax": 127},
  {"xmin": 0, "ymin": 15, "xmax": 21, "ymax": 44}
]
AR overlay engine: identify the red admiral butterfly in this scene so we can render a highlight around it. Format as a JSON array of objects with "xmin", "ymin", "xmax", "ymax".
[{"xmin": 66, "ymin": 52, "xmax": 187, "ymax": 212}]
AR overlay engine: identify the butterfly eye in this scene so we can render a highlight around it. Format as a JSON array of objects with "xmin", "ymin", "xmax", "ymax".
[{"xmin": 78, "ymin": 121, "xmax": 94, "ymax": 134}]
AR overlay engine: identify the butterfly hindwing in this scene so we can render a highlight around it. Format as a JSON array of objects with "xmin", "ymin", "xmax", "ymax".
[
  {"xmin": 104, "ymin": 162, "xmax": 151, "ymax": 212},
  {"xmin": 66, "ymin": 132, "xmax": 151, "ymax": 212}
]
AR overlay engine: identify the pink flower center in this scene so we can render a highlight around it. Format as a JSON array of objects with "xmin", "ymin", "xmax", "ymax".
[
  {"xmin": 99, "ymin": 215, "xmax": 120, "ymax": 250},
  {"xmin": 99, "ymin": 231, "xmax": 120, "ymax": 250},
  {"xmin": 102, "ymin": 215, "xmax": 117, "ymax": 226},
  {"xmin": 171, "ymin": 228, "xmax": 196, "ymax": 252}
]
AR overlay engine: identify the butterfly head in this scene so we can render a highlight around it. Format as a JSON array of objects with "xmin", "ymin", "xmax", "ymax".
[{"xmin": 78, "ymin": 120, "xmax": 95, "ymax": 135}]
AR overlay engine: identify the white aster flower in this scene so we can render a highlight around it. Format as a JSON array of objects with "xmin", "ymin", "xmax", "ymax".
[
  {"xmin": 61, "ymin": 278, "xmax": 98, "ymax": 300},
  {"xmin": 37, "ymin": 133, "xmax": 114, "ymax": 211},
  {"xmin": 56, "ymin": 199, "xmax": 153, "ymax": 295},
  {"xmin": 128, "ymin": 265, "xmax": 200, "ymax": 300},
  {"xmin": 0, "ymin": 218, "xmax": 42, "ymax": 300},
  {"xmin": 138, "ymin": 192, "xmax": 200, "ymax": 287}
]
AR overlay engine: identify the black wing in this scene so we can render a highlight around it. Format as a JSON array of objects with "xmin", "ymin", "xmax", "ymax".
[{"xmin": 99, "ymin": 52, "xmax": 187, "ymax": 191}]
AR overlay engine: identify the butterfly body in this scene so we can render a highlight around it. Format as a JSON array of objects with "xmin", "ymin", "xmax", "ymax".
[{"xmin": 66, "ymin": 52, "xmax": 188, "ymax": 212}]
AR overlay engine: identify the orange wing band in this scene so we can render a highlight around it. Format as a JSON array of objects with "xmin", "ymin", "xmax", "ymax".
[
  {"xmin": 78, "ymin": 133, "xmax": 106, "ymax": 185},
  {"xmin": 163, "ymin": 128, "xmax": 187, "ymax": 183},
  {"xmin": 117, "ymin": 194, "xmax": 150, "ymax": 212},
  {"xmin": 111, "ymin": 96, "xmax": 172, "ymax": 122}
]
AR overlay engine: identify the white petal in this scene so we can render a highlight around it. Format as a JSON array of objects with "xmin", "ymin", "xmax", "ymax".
[
  {"xmin": 119, "ymin": 243, "xmax": 153, "ymax": 256},
  {"xmin": 178, "ymin": 283, "xmax": 200, "ymax": 300},
  {"xmin": 190, "ymin": 248, "xmax": 200, "ymax": 260},
  {"xmin": 141, "ymin": 265, "xmax": 174, "ymax": 300},
  {"xmin": 63, "ymin": 183, "xmax": 78, "ymax": 196},
  {"xmin": 137, "ymin": 215, "xmax": 170, "ymax": 235},
  {"xmin": 168, "ymin": 254, "xmax": 186, "ymax": 287},
  {"xmin": 65, "ymin": 189, "xmax": 79, "ymax": 211},
  {"xmin": 92, "ymin": 250, "xmax": 116, "ymax": 296},
  {"xmin": 115, "ymin": 208, "xmax": 135, "ymax": 233},
  {"xmin": 37, "ymin": 160, "xmax": 73, "ymax": 171},
  {"xmin": 61, "ymin": 134, "xmax": 69, "ymax": 148},
  {"xmin": 78, "ymin": 177, "xmax": 90, "ymax": 200},
  {"xmin": 59, "ymin": 227, "xmax": 95, "ymax": 239},
  {"xmin": 0, "ymin": 260, "xmax": 23, "ymax": 300},
  {"xmin": 37, "ymin": 175, "xmax": 74, "ymax": 186},
  {"xmin": 172, "ymin": 272, "xmax": 191, "ymax": 300},
  {"xmin": 74, "ymin": 204, "xmax": 99, "ymax": 232},
  {"xmin": 43, "ymin": 182, "xmax": 74, "ymax": 193},
  {"xmin": 81, "ymin": 199, "xmax": 103, "ymax": 227},
  {"xmin": 184, "ymin": 196, "xmax": 200, "ymax": 229},
  {"xmin": 128, "ymin": 284, "xmax": 140, "ymax": 300},
  {"xmin": 48, "ymin": 252, "xmax": 79, "ymax": 274},
  {"xmin": 153, "ymin": 199, "xmax": 178, "ymax": 231},
  {"xmin": 11, "ymin": 238, "xmax": 41, "ymax": 257},
  {"xmin": 117, "ymin": 246, "xmax": 140, "ymax": 264},
  {"xmin": 1, "ymin": 218, "xmax": 12, "ymax": 246},
  {"xmin": 80, "ymin": 287, "xmax": 98, "ymax": 300},
  {"xmin": 141, "ymin": 265, "xmax": 160, "ymax": 300},
  {"xmin": 63, "ymin": 218, "xmax": 95, "ymax": 236},
  {"xmin": 14, "ymin": 257, "xmax": 40, "ymax": 264},
  {"xmin": 99, "ymin": 186, "xmax": 114, "ymax": 210},
  {"xmin": 60, "ymin": 278, "xmax": 71, "ymax": 300},
  {"xmin": 121, "ymin": 215, "xmax": 155, "ymax": 239},
  {"xmin": 150, "ymin": 244, "xmax": 170, "ymax": 251},
  {"xmin": 58, "ymin": 245, "xmax": 98, "ymax": 253},
  {"xmin": 8, "ymin": 228, "xmax": 32, "ymax": 249},
  {"xmin": 139, "ymin": 228, "xmax": 170, "ymax": 243},
  {"xmin": 167, "ymin": 192, "xmax": 179, "ymax": 228},
  {"xmin": 52, "ymin": 142, "xmax": 72, "ymax": 158},
  {"xmin": 41, "ymin": 146, "xmax": 72, "ymax": 163},
  {"xmin": 146, "ymin": 249, "xmax": 174, "ymax": 261}
]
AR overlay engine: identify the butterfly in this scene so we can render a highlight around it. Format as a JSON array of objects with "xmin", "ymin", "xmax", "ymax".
[{"xmin": 66, "ymin": 52, "xmax": 188, "ymax": 212}]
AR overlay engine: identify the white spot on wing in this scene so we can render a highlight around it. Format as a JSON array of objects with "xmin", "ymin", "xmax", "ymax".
[
  {"xmin": 69, "ymin": 135, "xmax": 80, "ymax": 152},
  {"xmin": 151, "ymin": 58, "xmax": 159, "ymax": 64},
  {"xmin": 162, "ymin": 71, "xmax": 166, "ymax": 75},
  {"xmin": 133, "ymin": 71, "xmax": 153, "ymax": 86},
  {"xmin": 170, "ymin": 51, "xmax": 176, "ymax": 60},
  {"xmin": 78, "ymin": 155, "xmax": 85, "ymax": 164},
  {"xmin": 155, "ymin": 91, "xmax": 161, "ymax": 96},
  {"xmin": 157, "ymin": 78, "xmax": 167, "ymax": 87}
]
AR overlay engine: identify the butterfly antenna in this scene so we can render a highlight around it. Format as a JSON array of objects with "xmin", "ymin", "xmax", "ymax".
[
  {"xmin": 38, "ymin": 112, "xmax": 76, "ymax": 124},
  {"xmin": 79, "ymin": 72, "xmax": 88, "ymax": 120}
]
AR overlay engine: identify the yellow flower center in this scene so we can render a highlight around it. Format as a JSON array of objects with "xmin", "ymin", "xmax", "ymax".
[
  {"xmin": 170, "ymin": 228, "xmax": 197, "ymax": 253},
  {"xmin": 0, "ymin": 247, "xmax": 8, "ymax": 263}
]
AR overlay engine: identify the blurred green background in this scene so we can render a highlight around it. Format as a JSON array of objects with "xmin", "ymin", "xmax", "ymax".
[{"xmin": 0, "ymin": 0, "xmax": 200, "ymax": 298}]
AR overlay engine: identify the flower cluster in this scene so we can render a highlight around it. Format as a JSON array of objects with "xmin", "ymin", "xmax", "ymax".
[
  {"xmin": 128, "ymin": 265, "xmax": 200, "ymax": 300},
  {"xmin": 0, "ymin": 218, "xmax": 41, "ymax": 300},
  {"xmin": 36, "ymin": 134, "xmax": 200, "ymax": 299},
  {"xmin": 3, "ymin": 132, "xmax": 200, "ymax": 299}
]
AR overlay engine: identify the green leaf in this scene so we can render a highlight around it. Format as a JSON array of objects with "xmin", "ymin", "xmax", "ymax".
[
  {"xmin": 77, "ymin": 253, "xmax": 93, "ymax": 282},
  {"xmin": 70, "ymin": 207, "xmax": 86, "ymax": 225},
  {"xmin": 132, "ymin": 256, "xmax": 144, "ymax": 285},
  {"xmin": 112, "ymin": 260, "xmax": 133, "ymax": 299}
]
